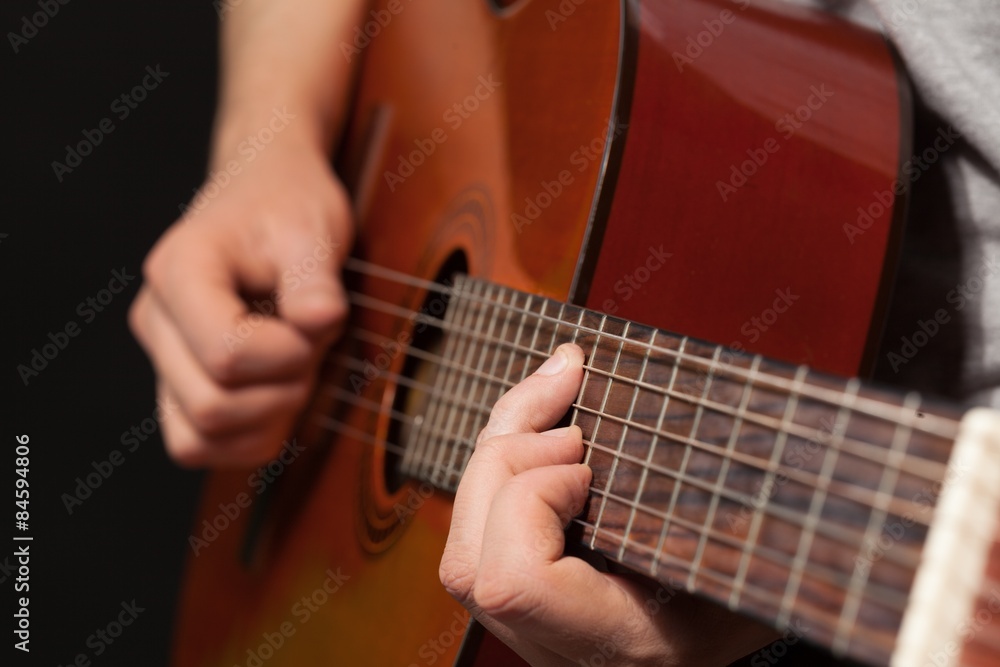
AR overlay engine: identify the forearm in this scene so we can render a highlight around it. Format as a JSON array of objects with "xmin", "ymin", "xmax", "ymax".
[{"xmin": 210, "ymin": 0, "xmax": 368, "ymax": 168}]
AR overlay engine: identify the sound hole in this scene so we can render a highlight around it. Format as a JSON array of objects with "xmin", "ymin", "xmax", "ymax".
[{"xmin": 383, "ymin": 251, "xmax": 468, "ymax": 493}]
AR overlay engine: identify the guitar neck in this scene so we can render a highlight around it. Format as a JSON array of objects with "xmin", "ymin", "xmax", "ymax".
[{"xmin": 373, "ymin": 272, "xmax": 977, "ymax": 665}]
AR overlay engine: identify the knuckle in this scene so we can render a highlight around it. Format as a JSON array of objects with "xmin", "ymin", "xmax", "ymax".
[
  {"xmin": 439, "ymin": 551, "xmax": 476, "ymax": 605},
  {"xmin": 185, "ymin": 392, "xmax": 234, "ymax": 437},
  {"xmin": 471, "ymin": 566, "xmax": 535, "ymax": 622},
  {"xmin": 200, "ymin": 345, "xmax": 242, "ymax": 384}
]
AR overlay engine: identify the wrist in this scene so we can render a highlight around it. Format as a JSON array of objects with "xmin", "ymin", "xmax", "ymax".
[{"xmin": 208, "ymin": 98, "xmax": 330, "ymax": 172}]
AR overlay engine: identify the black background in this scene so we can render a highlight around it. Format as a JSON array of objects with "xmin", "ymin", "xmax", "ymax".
[{"xmin": 4, "ymin": 1, "xmax": 216, "ymax": 664}]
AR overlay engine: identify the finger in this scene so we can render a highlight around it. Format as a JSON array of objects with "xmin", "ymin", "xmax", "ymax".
[
  {"xmin": 270, "ymin": 206, "xmax": 351, "ymax": 340},
  {"xmin": 157, "ymin": 381, "xmax": 293, "ymax": 468},
  {"xmin": 135, "ymin": 288, "xmax": 310, "ymax": 440},
  {"xmin": 473, "ymin": 464, "xmax": 654, "ymax": 662},
  {"xmin": 441, "ymin": 425, "xmax": 584, "ymax": 607},
  {"xmin": 477, "ymin": 343, "xmax": 585, "ymax": 442},
  {"xmin": 143, "ymin": 234, "xmax": 316, "ymax": 385}
]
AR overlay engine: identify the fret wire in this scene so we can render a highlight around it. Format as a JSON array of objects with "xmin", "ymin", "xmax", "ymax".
[
  {"xmin": 347, "ymin": 288, "xmax": 952, "ymax": 480},
  {"xmin": 575, "ymin": 528, "xmax": 913, "ymax": 628},
  {"xmin": 333, "ymin": 344, "xmax": 936, "ymax": 531},
  {"xmin": 401, "ymin": 286, "xmax": 458, "ymax": 477},
  {"xmin": 457, "ymin": 284, "xmax": 517, "ymax": 480},
  {"xmin": 730, "ymin": 364, "xmax": 808, "ymax": 607},
  {"xmin": 769, "ymin": 366, "xmax": 808, "ymax": 621},
  {"xmin": 309, "ymin": 386, "xmax": 916, "ymax": 613},
  {"xmin": 430, "ymin": 277, "xmax": 481, "ymax": 486},
  {"xmin": 422, "ymin": 278, "xmax": 473, "ymax": 484},
  {"xmin": 833, "ymin": 391, "xmax": 920, "ymax": 654},
  {"xmin": 442, "ymin": 280, "xmax": 495, "ymax": 488},
  {"xmin": 575, "ymin": 513, "xmax": 799, "ymax": 615},
  {"xmin": 407, "ymin": 293, "xmax": 455, "ymax": 480},
  {"xmin": 650, "ymin": 336, "xmax": 692, "ymax": 573},
  {"xmin": 686, "ymin": 347, "xmax": 725, "ymax": 591},
  {"xmin": 521, "ymin": 296, "xmax": 549, "ymax": 382},
  {"xmin": 618, "ymin": 327, "xmax": 657, "ymax": 564},
  {"xmin": 568, "ymin": 306, "xmax": 588, "ymax": 434},
  {"xmin": 344, "ymin": 276, "xmax": 958, "ymax": 441},
  {"xmin": 339, "ymin": 346, "xmax": 929, "ymax": 574},
  {"xmin": 583, "ymin": 483, "xmax": 911, "ymax": 614},
  {"xmin": 776, "ymin": 378, "xmax": 857, "ymax": 627},
  {"xmin": 547, "ymin": 300, "xmax": 568, "ymax": 355},
  {"xmin": 634, "ymin": 331, "xmax": 679, "ymax": 577},
  {"xmin": 321, "ymin": 385, "xmax": 483, "ymax": 463},
  {"xmin": 581, "ymin": 313, "xmax": 610, "ymax": 474},
  {"xmin": 589, "ymin": 321, "xmax": 632, "ymax": 551},
  {"xmin": 693, "ymin": 354, "xmax": 759, "ymax": 608},
  {"xmin": 312, "ymin": 369, "xmax": 923, "ymax": 612}
]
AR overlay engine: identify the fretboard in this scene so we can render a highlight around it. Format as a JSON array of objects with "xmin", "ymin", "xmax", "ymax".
[{"xmin": 390, "ymin": 274, "xmax": 962, "ymax": 665}]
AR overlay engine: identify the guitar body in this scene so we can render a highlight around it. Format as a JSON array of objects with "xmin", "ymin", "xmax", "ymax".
[{"xmin": 173, "ymin": 1, "xmax": 906, "ymax": 665}]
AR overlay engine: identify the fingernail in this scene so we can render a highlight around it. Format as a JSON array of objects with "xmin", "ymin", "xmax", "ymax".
[
  {"xmin": 542, "ymin": 426, "xmax": 572, "ymax": 438},
  {"xmin": 535, "ymin": 349, "xmax": 567, "ymax": 376}
]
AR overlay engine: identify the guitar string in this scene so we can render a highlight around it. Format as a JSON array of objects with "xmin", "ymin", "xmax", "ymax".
[
  {"xmin": 327, "ymin": 348, "xmax": 929, "ymax": 572},
  {"xmin": 334, "ymin": 315, "xmax": 945, "ymax": 526},
  {"xmin": 338, "ymin": 288, "xmax": 953, "ymax": 485},
  {"xmin": 312, "ymin": 260, "xmax": 952, "ymax": 619},
  {"xmin": 312, "ymin": 388, "xmax": 916, "ymax": 617},
  {"xmin": 343, "ymin": 258, "xmax": 960, "ymax": 440}
]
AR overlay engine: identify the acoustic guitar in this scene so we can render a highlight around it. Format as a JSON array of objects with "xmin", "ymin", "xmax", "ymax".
[{"xmin": 173, "ymin": 1, "xmax": 1000, "ymax": 665}]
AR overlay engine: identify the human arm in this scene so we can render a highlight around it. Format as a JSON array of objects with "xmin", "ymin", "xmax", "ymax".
[{"xmin": 129, "ymin": 0, "xmax": 368, "ymax": 467}]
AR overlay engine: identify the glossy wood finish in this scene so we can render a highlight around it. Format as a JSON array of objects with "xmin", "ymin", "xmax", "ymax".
[
  {"xmin": 173, "ymin": 0, "xmax": 914, "ymax": 666},
  {"xmin": 587, "ymin": 0, "xmax": 906, "ymax": 377},
  {"xmin": 173, "ymin": 0, "xmax": 622, "ymax": 665}
]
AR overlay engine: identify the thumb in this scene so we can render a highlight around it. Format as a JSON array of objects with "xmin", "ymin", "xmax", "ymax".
[
  {"xmin": 478, "ymin": 343, "xmax": 586, "ymax": 441},
  {"xmin": 274, "ymin": 234, "xmax": 348, "ymax": 338}
]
